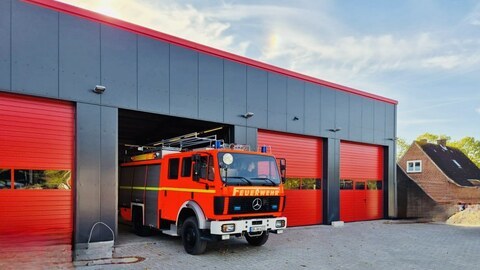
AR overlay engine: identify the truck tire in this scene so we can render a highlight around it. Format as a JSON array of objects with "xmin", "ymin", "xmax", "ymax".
[
  {"xmin": 245, "ymin": 231, "xmax": 269, "ymax": 246},
  {"xmin": 181, "ymin": 216, "xmax": 207, "ymax": 255}
]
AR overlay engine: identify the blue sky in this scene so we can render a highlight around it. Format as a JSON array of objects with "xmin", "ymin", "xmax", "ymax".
[{"xmin": 60, "ymin": 0, "xmax": 480, "ymax": 142}]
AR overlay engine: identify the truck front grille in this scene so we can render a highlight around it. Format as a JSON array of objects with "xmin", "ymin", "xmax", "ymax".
[{"xmin": 227, "ymin": 196, "xmax": 280, "ymax": 214}]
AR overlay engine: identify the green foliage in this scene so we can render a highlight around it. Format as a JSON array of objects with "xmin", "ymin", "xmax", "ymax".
[
  {"xmin": 416, "ymin": 133, "xmax": 451, "ymax": 143},
  {"xmin": 448, "ymin": 137, "xmax": 480, "ymax": 168},
  {"xmin": 396, "ymin": 138, "xmax": 410, "ymax": 160}
]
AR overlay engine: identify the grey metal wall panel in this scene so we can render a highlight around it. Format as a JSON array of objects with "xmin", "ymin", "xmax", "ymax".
[
  {"xmin": 199, "ymin": 54, "xmax": 223, "ymax": 122},
  {"xmin": 334, "ymin": 91, "xmax": 349, "ymax": 139},
  {"xmin": 361, "ymin": 98, "xmax": 375, "ymax": 143},
  {"xmin": 323, "ymin": 138, "xmax": 340, "ymax": 224},
  {"xmin": 170, "ymin": 45, "xmax": 198, "ymax": 118},
  {"xmin": 385, "ymin": 104, "xmax": 395, "ymax": 139},
  {"xmin": 0, "ymin": 0, "xmax": 11, "ymax": 91},
  {"xmin": 320, "ymin": 87, "xmax": 335, "ymax": 137},
  {"xmin": 12, "ymin": 0, "xmax": 58, "ymax": 97},
  {"xmin": 246, "ymin": 67, "xmax": 268, "ymax": 128},
  {"xmin": 59, "ymin": 14, "xmax": 100, "ymax": 104},
  {"xmin": 138, "ymin": 36, "xmax": 169, "ymax": 114},
  {"xmin": 388, "ymin": 106, "xmax": 398, "ymax": 217},
  {"xmin": 287, "ymin": 78, "xmax": 305, "ymax": 134},
  {"xmin": 224, "ymin": 61, "xmax": 247, "ymax": 125},
  {"xmin": 348, "ymin": 95, "xmax": 362, "ymax": 141},
  {"xmin": 246, "ymin": 127, "xmax": 258, "ymax": 151},
  {"xmin": 100, "ymin": 106, "xmax": 118, "ymax": 241},
  {"xmin": 374, "ymin": 101, "xmax": 386, "ymax": 144},
  {"xmin": 76, "ymin": 103, "xmax": 101, "ymax": 244},
  {"xmin": 267, "ymin": 73, "xmax": 287, "ymax": 131},
  {"xmin": 304, "ymin": 83, "xmax": 321, "ymax": 136},
  {"xmin": 234, "ymin": 125, "xmax": 247, "ymax": 145},
  {"xmin": 100, "ymin": 25, "xmax": 137, "ymax": 109},
  {"xmin": 76, "ymin": 103, "xmax": 118, "ymax": 243}
]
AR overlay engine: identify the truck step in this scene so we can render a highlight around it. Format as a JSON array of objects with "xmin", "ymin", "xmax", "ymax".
[{"xmin": 162, "ymin": 224, "xmax": 178, "ymax": 236}]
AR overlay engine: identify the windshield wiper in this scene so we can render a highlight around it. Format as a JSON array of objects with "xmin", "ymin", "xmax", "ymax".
[
  {"xmin": 250, "ymin": 177, "xmax": 277, "ymax": 186},
  {"xmin": 226, "ymin": 176, "xmax": 253, "ymax": 186}
]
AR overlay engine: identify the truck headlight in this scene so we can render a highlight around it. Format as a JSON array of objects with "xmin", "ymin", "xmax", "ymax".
[
  {"xmin": 275, "ymin": 220, "xmax": 285, "ymax": 228},
  {"xmin": 221, "ymin": 224, "xmax": 235, "ymax": 233}
]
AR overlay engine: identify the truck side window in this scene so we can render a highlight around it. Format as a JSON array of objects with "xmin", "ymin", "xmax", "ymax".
[
  {"xmin": 207, "ymin": 157, "xmax": 214, "ymax": 181},
  {"xmin": 181, "ymin": 157, "xmax": 192, "ymax": 177},
  {"xmin": 168, "ymin": 158, "xmax": 180, "ymax": 180},
  {"xmin": 200, "ymin": 156, "xmax": 207, "ymax": 179}
]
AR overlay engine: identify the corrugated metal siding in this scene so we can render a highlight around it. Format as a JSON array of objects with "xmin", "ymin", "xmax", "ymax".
[
  {"xmin": 258, "ymin": 130, "xmax": 322, "ymax": 178},
  {"xmin": 340, "ymin": 142, "xmax": 383, "ymax": 222},
  {"xmin": 340, "ymin": 142, "xmax": 383, "ymax": 180},
  {"xmin": 0, "ymin": 92, "xmax": 74, "ymax": 250},
  {"xmin": 258, "ymin": 130, "xmax": 322, "ymax": 226}
]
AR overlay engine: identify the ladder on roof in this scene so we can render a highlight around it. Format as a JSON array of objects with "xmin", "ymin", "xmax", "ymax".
[
  {"xmin": 124, "ymin": 126, "xmax": 225, "ymax": 152},
  {"xmin": 150, "ymin": 132, "xmax": 222, "ymax": 150}
]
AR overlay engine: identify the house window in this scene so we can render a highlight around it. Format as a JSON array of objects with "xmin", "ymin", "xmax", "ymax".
[{"xmin": 406, "ymin": 160, "xmax": 422, "ymax": 173}]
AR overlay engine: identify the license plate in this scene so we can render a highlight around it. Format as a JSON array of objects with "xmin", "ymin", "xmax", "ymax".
[{"xmin": 250, "ymin": 225, "xmax": 266, "ymax": 232}]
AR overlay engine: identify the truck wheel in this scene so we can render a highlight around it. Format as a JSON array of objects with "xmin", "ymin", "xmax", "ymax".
[
  {"xmin": 181, "ymin": 217, "xmax": 207, "ymax": 255},
  {"xmin": 245, "ymin": 231, "xmax": 269, "ymax": 246}
]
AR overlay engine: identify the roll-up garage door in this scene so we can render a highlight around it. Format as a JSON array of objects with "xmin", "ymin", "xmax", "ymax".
[
  {"xmin": 340, "ymin": 142, "xmax": 383, "ymax": 222},
  {"xmin": 258, "ymin": 130, "xmax": 322, "ymax": 226},
  {"xmin": 0, "ymin": 92, "xmax": 74, "ymax": 261}
]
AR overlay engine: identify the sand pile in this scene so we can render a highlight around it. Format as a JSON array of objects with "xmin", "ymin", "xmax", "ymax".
[{"xmin": 446, "ymin": 205, "xmax": 480, "ymax": 226}]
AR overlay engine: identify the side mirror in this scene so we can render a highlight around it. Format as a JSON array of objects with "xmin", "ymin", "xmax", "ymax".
[
  {"xmin": 278, "ymin": 158, "xmax": 287, "ymax": 183},
  {"xmin": 192, "ymin": 154, "xmax": 201, "ymax": 181}
]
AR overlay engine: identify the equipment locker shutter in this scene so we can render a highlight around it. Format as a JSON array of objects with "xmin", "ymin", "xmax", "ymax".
[
  {"xmin": 0, "ymin": 92, "xmax": 74, "ymax": 261},
  {"xmin": 340, "ymin": 141, "xmax": 383, "ymax": 222},
  {"xmin": 258, "ymin": 130, "xmax": 322, "ymax": 226}
]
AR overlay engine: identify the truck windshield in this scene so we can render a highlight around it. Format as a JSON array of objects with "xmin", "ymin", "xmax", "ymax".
[{"xmin": 217, "ymin": 153, "xmax": 281, "ymax": 186}]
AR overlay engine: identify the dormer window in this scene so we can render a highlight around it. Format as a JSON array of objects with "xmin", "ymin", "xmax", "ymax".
[{"xmin": 407, "ymin": 160, "xmax": 422, "ymax": 173}]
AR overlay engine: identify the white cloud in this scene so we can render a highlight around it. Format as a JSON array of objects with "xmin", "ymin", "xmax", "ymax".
[
  {"xmin": 465, "ymin": 3, "xmax": 480, "ymax": 26},
  {"xmin": 476, "ymin": 107, "xmax": 480, "ymax": 114},
  {"xmin": 57, "ymin": 0, "xmax": 250, "ymax": 55}
]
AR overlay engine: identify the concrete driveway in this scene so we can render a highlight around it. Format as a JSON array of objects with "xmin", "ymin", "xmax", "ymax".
[{"xmin": 76, "ymin": 221, "xmax": 479, "ymax": 270}]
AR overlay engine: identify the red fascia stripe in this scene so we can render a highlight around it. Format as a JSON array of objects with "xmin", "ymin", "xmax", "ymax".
[{"xmin": 24, "ymin": 0, "xmax": 398, "ymax": 105}]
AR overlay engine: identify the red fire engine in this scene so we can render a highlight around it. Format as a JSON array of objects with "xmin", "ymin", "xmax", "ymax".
[{"xmin": 119, "ymin": 132, "xmax": 287, "ymax": 254}]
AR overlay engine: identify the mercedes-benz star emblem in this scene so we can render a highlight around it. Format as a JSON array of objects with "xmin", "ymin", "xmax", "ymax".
[{"xmin": 252, "ymin": 198, "xmax": 263, "ymax": 211}]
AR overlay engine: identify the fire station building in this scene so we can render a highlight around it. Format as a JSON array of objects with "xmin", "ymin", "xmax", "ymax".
[{"xmin": 0, "ymin": 0, "xmax": 397, "ymax": 257}]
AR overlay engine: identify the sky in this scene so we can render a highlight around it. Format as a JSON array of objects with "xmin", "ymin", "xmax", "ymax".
[{"xmin": 59, "ymin": 0, "xmax": 480, "ymax": 143}]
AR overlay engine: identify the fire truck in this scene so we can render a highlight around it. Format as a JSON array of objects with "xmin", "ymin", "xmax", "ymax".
[{"xmin": 119, "ymin": 132, "xmax": 287, "ymax": 255}]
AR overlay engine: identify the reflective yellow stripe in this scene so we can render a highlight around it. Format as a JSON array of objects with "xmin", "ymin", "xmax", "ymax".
[{"xmin": 119, "ymin": 186, "xmax": 215, "ymax": 194}]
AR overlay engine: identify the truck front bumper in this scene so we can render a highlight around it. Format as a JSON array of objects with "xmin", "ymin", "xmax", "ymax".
[{"xmin": 209, "ymin": 217, "xmax": 287, "ymax": 236}]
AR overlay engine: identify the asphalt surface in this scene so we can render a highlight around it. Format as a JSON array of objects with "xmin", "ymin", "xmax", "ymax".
[{"xmin": 74, "ymin": 221, "xmax": 480, "ymax": 270}]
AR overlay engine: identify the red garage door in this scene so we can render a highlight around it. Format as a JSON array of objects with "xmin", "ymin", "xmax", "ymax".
[
  {"xmin": 258, "ymin": 130, "xmax": 322, "ymax": 226},
  {"xmin": 0, "ymin": 92, "xmax": 74, "ymax": 261},
  {"xmin": 340, "ymin": 142, "xmax": 383, "ymax": 222}
]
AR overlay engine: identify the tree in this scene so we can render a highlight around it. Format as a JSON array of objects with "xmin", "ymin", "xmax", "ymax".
[
  {"xmin": 396, "ymin": 138, "xmax": 410, "ymax": 160},
  {"xmin": 416, "ymin": 133, "xmax": 451, "ymax": 143},
  {"xmin": 448, "ymin": 137, "xmax": 480, "ymax": 168}
]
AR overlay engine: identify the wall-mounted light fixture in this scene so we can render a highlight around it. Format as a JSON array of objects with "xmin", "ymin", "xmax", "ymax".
[
  {"xmin": 241, "ymin": 112, "xmax": 254, "ymax": 119},
  {"xmin": 386, "ymin": 137, "xmax": 398, "ymax": 141},
  {"xmin": 93, "ymin": 85, "xmax": 106, "ymax": 94},
  {"xmin": 328, "ymin": 128, "xmax": 341, "ymax": 132},
  {"xmin": 293, "ymin": 116, "xmax": 299, "ymax": 121}
]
